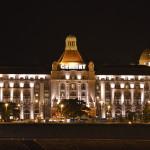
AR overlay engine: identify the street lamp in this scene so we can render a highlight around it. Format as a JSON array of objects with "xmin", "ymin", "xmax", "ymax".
[
  {"xmin": 60, "ymin": 104, "xmax": 64, "ymax": 117},
  {"xmin": 99, "ymin": 100, "xmax": 103, "ymax": 118},
  {"xmin": 5, "ymin": 103, "xmax": 8, "ymax": 112},
  {"xmin": 107, "ymin": 105, "xmax": 110, "ymax": 111},
  {"xmin": 107, "ymin": 105, "xmax": 111, "ymax": 119}
]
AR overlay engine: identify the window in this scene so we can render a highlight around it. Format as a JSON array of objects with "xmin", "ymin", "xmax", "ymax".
[
  {"xmin": 82, "ymin": 92, "xmax": 86, "ymax": 97},
  {"xmin": 60, "ymin": 83, "xmax": 65, "ymax": 90},
  {"xmin": 105, "ymin": 83, "xmax": 110, "ymax": 91},
  {"xmin": 81, "ymin": 84, "xmax": 86, "ymax": 90},
  {"xmin": 60, "ymin": 92, "xmax": 65, "ymax": 97},
  {"xmin": 71, "ymin": 75, "xmax": 76, "ymax": 80},
  {"xmin": 70, "ymin": 83, "xmax": 76, "ymax": 90},
  {"xmin": 96, "ymin": 84, "xmax": 100, "ymax": 90},
  {"xmin": 70, "ymin": 92, "xmax": 76, "ymax": 96}
]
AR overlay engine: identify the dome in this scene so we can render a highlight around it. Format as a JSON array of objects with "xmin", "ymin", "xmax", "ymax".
[
  {"xmin": 58, "ymin": 35, "xmax": 84, "ymax": 64},
  {"xmin": 139, "ymin": 49, "xmax": 150, "ymax": 66}
]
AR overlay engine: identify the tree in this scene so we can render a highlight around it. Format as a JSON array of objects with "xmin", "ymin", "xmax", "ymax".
[
  {"xmin": 57, "ymin": 99, "xmax": 90, "ymax": 119},
  {"xmin": 143, "ymin": 102, "xmax": 150, "ymax": 122},
  {"xmin": 0, "ymin": 102, "xmax": 20, "ymax": 122}
]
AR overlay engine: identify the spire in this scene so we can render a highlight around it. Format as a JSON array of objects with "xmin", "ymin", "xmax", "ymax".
[
  {"xmin": 58, "ymin": 35, "xmax": 84, "ymax": 64},
  {"xmin": 65, "ymin": 35, "xmax": 77, "ymax": 50}
]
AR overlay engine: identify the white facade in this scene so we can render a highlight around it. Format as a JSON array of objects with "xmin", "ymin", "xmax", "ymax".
[
  {"xmin": 0, "ymin": 74, "xmax": 50, "ymax": 120},
  {"xmin": 0, "ymin": 36, "xmax": 150, "ymax": 120}
]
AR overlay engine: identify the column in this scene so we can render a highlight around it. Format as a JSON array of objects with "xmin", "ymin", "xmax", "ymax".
[
  {"xmin": 140, "ymin": 83, "xmax": 144, "ymax": 105},
  {"xmin": 130, "ymin": 83, "xmax": 135, "ymax": 112},
  {"xmin": 39, "ymin": 82, "xmax": 44, "ymax": 119},
  {"xmin": 30, "ymin": 82, "xmax": 34, "ymax": 120},
  {"xmin": 20, "ymin": 82, "xmax": 24, "ymax": 120},
  {"xmin": 131, "ymin": 89, "xmax": 134, "ymax": 105},
  {"xmin": 111, "ymin": 83, "xmax": 115, "ymax": 118},
  {"xmin": 66, "ymin": 82, "xmax": 69, "ymax": 99},
  {"xmin": 0, "ymin": 82, "xmax": 4, "ymax": 102},
  {"xmin": 86, "ymin": 82, "xmax": 90, "ymax": 107},
  {"xmin": 77, "ymin": 82, "xmax": 81, "ymax": 100},
  {"xmin": 9, "ymin": 82, "xmax": 14, "ymax": 102},
  {"xmin": 100, "ymin": 82, "xmax": 105, "ymax": 118},
  {"xmin": 58, "ymin": 82, "xmax": 61, "ymax": 104},
  {"xmin": 101, "ymin": 102, "xmax": 106, "ymax": 119},
  {"xmin": 121, "ymin": 90, "xmax": 125, "ymax": 117},
  {"xmin": 100, "ymin": 82, "xmax": 105, "ymax": 101},
  {"xmin": 20, "ymin": 105, "xmax": 24, "ymax": 120}
]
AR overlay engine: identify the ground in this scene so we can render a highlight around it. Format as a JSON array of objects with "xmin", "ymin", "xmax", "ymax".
[{"xmin": 0, "ymin": 123, "xmax": 150, "ymax": 149}]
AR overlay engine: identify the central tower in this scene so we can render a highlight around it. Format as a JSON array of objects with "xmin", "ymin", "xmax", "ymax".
[
  {"xmin": 58, "ymin": 35, "xmax": 85, "ymax": 70},
  {"xmin": 50, "ymin": 35, "xmax": 96, "ymax": 118}
]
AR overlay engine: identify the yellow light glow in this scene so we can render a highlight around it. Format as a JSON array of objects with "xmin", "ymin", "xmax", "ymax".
[
  {"xmin": 9, "ymin": 82, "xmax": 14, "ymax": 88},
  {"xmin": 60, "ymin": 104, "xmax": 64, "ymax": 108},
  {"xmin": 20, "ymin": 82, "xmax": 24, "ymax": 88},
  {"xmin": 65, "ymin": 74, "xmax": 70, "ymax": 80},
  {"xmin": 30, "ymin": 82, "xmax": 34, "ymax": 88},
  {"xmin": 111, "ymin": 83, "xmax": 115, "ymax": 88},
  {"xmin": 0, "ymin": 82, "xmax": 4, "ymax": 88},
  {"xmin": 107, "ymin": 105, "xmax": 110, "ymax": 110},
  {"xmin": 35, "ymin": 100, "xmax": 38, "ymax": 103},
  {"xmin": 140, "ymin": 83, "xmax": 144, "ymax": 88},
  {"xmin": 77, "ymin": 74, "xmax": 81, "ymax": 80},
  {"xmin": 120, "ymin": 83, "xmax": 125, "ymax": 88},
  {"xmin": 130, "ymin": 83, "xmax": 134, "ymax": 89}
]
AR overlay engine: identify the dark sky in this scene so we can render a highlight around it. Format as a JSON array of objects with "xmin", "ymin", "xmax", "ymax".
[{"xmin": 0, "ymin": 1, "xmax": 150, "ymax": 70}]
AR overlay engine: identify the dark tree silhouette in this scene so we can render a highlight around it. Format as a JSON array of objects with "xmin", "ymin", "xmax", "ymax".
[
  {"xmin": 0, "ymin": 102, "xmax": 20, "ymax": 122},
  {"xmin": 58, "ymin": 99, "xmax": 90, "ymax": 119},
  {"xmin": 143, "ymin": 102, "xmax": 150, "ymax": 122}
]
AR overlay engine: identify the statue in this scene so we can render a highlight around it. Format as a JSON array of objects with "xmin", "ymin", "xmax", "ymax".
[
  {"xmin": 88, "ymin": 61, "xmax": 94, "ymax": 71},
  {"xmin": 52, "ymin": 61, "xmax": 58, "ymax": 71}
]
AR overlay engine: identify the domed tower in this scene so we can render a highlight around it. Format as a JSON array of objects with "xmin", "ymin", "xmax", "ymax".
[
  {"xmin": 50, "ymin": 35, "xmax": 96, "ymax": 118},
  {"xmin": 58, "ymin": 35, "xmax": 85, "ymax": 68},
  {"xmin": 139, "ymin": 49, "xmax": 150, "ymax": 66}
]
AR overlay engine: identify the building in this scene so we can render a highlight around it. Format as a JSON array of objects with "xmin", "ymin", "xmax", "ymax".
[{"xmin": 0, "ymin": 35, "xmax": 150, "ymax": 121}]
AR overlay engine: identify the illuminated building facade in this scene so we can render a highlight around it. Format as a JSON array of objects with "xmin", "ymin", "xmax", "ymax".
[{"xmin": 0, "ymin": 35, "xmax": 150, "ymax": 120}]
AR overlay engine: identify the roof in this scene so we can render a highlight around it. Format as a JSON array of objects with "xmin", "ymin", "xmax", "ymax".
[
  {"xmin": 58, "ymin": 35, "xmax": 84, "ymax": 64},
  {"xmin": 139, "ymin": 49, "xmax": 150, "ymax": 65},
  {"xmin": 96, "ymin": 64, "xmax": 150, "ymax": 75},
  {"xmin": 0, "ymin": 65, "xmax": 149, "ymax": 75},
  {"xmin": 0, "ymin": 65, "xmax": 49, "ymax": 74},
  {"xmin": 58, "ymin": 50, "xmax": 83, "ymax": 64}
]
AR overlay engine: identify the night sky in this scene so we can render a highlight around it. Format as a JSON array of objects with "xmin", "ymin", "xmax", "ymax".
[{"xmin": 0, "ymin": 1, "xmax": 150, "ymax": 71}]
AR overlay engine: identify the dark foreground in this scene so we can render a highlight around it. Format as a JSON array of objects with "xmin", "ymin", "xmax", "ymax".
[
  {"xmin": 0, "ymin": 139, "xmax": 150, "ymax": 150},
  {"xmin": 0, "ymin": 123, "xmax": 150, "ymax": 150}
]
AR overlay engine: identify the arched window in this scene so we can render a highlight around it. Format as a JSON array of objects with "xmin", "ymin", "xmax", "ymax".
[
  {"xmin": 115, "ymin": 83, "xmax": 120, "ymax": 89},
  {"xmin": 24, "ymin": 82, "xmax": 30, "ymax": 88},
  {"xmin": 71, "ymin": 74, "xmax": 76, "ymax": 80},
  {"xmin": 105, "ymin": 83, "xmax": 110, "ymax": 91},
  {"xmin": 60, "ymin": 92, "xmax": 65, "ymax": 97},
  {"xmin": 60, "ymin": 83, "xmax": 65, "ymax": 90},
  {"xmin": 82, "ymin": 92, "xmax": 86, "ymax": 97},
  {"xmin": 70, "ymin": 92, "xmax": 76, "ymax": 96},
  {"xmin": 124, "ymin": 91, "xmax": 131, "ymax": 99},
  {"xmin": 115, "ymin": 91, "xmax": 121, "ymax": 99},
  {"xmin": 70, "ymin": 83, "xmax": 76, "ymax": 90},
  {"xmin": 81, "ymin": 84, "xmax": 86, "ymax": 90}
]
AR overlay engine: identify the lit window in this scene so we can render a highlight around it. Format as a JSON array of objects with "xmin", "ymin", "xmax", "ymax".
[
  {"xmin": 70, "ymin": 84, "xmax": 76, "ymax": 90},
  {"xmin": 81, "ymin": 84, "xmax": 86, "ymax": 90},
  {"xmin": 60, "ymin": 84, "xmax": 65, "ymax": 90}
]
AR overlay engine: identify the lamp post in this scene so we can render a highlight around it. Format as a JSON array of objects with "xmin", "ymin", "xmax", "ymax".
[
  {"xmin": 99, "ymin": 100, "xmax": 103, "ymax": 119},
  {"xmin": 60, "ymin": 104, "xmax": 64, "ymax": 117},
  {"xmin": 5, "ymin": 103, "xmax": 8, "ymax": 112},
  {"xmin": 4, "ymin": 103, "xmax": 9, "ymax": 122},
  {"xmin": 107, "ymin": 105, "xmax": 111, "ymax": 119}
]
